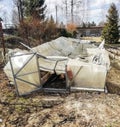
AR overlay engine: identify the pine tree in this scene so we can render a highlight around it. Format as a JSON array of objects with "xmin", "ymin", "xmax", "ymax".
[
  {"xmin": 102, "ymin": 3, "xmax": 119, "ymax": 44},
  {"xmin": 25, "ymin": 0, "xmax": 47, "ymax": 20},
  {"xmin": 44, "ymin": 15, "xmax": 58, "ymax": 40}
]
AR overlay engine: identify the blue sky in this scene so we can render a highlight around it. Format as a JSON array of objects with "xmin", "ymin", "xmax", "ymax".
[{"xmin": 0, "ymin": 0, "xmax": 120, "ymax": 26}]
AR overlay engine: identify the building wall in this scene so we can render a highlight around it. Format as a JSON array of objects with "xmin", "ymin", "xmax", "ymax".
[{"xmin": 77, "ymin": 27, "xmax": 103, "ymax": 37}]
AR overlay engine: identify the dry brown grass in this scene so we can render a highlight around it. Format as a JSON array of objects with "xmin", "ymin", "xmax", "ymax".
[
  {"xmin": 81, "ymin": 37, "xmax": 120, "ymax": 44},
  {"xmin": 81, "ymin": 37, "xmax": 102, "ymax": 43}
]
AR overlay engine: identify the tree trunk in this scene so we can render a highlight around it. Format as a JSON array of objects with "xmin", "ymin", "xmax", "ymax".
[{"xmin": 71, "ymin": 0, "xmax": 74, "ymax": 23}]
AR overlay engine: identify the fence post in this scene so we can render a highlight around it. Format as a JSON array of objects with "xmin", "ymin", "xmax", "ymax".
[{"xmin": 0, "ymin": 17, "xmax": 6, "ymax": 58}]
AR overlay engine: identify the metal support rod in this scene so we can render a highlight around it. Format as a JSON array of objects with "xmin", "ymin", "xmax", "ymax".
[
  {"xmin": 16, "ymin": 77, "xmax": 39, "ymax": 87},
  {"xmin": 71, "ymin": 87, "xmax": 105, "ymax": 92},
  {"xmin": 36, "ymin": 53, "xmax": 42, "ymax": 87},
  {"xmin": 43, "ymin": 88, "xmax": 68, "ymax": 93},
  {"xmin": 9, "ymin": 56, "xmax": 19, "ymax": 96},
  {"xmin": 15, "ymin": 53, "xmax": 35, "ymax": 76},
  {"xmin": 9, "ymin": 53, "xmax": 42, "ymax": 96},
  {"xmin": 65, "ymin": 61, "xmax": 70, "ymax": 91},
  {"xmin": 19, "ymin": 42, "xmax": 46, "ymax": 59},
  {"xmin": 55, "ymin": 5, "xmax": 58, "ymax": 24}
]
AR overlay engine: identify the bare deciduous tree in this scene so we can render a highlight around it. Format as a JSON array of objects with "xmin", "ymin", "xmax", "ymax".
[
  {"xmin": 62, "ymin": 0, "xmax": 82, "ymax": 23},
  {"xmin": 13, "ymin": 0, "xmax": 24, "ymax": 23},
  {"xmin": 12, "ymin": 8, "xmax": 19, "ymax": 26}
]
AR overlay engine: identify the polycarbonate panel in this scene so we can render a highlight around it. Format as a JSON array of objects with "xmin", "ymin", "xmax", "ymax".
[
  {"xmin": 67, "ymin": 59, "xmax": 107, "ymax": 90},
  {"xmin": 12, "ymin": 53, "xmax": 41, "ymax": 95},
  {"xmin": 16, "ymin": 79, "xmax": 40, "ymax": 95}
]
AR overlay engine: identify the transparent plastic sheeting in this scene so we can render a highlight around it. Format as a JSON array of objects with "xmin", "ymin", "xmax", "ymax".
[
  {"xmin": 32, "ymin": 37, "xmax": 95, "ymax": 58},
  {"xmin": 4, "ymin": 53, "xmax": 41, "ymax": 95},
  {"xmin": 4, "ymin": 37, "xmax": 110, "ymax": 94},
  {"xmin": 67, "ymin": 59, "xmax": 107, "ymax": 89},
  {"xmin": 32, "ymin": 37, "xmax": 97, "ymax": 74}
]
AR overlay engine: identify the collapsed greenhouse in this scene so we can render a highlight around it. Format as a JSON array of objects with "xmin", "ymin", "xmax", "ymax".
[{"xmin": 4, "ymin": 37, "xmax": 110, "ymax": 95}]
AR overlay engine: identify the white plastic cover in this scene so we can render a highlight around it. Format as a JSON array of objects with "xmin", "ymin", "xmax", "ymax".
[
  {"xmin": 4, "ymin": 53, "xmax": 41, "ymax": 95},
  {"xmin": 67, "ymin": 59, "xmax": 107, "ymax": 89},
  {"xmin": 4, "ymin": 37, "xmax": 110, "ymax": 94},
  {"xmin": 32, "ymin": 37, "xmax": 97, "ymax": 74}
]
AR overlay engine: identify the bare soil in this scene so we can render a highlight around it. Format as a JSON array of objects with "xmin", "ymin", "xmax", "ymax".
[{"xmin": 0, "ymin": 61, "xmax": 120, "ymax": 127}]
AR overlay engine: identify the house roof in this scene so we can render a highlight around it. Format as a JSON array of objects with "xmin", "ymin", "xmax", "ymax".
[{"xmin": 77, "ymin": 26, "xmax": 103, "ymax": 30}]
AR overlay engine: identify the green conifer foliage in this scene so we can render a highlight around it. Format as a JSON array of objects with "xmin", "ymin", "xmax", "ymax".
[{"xmin": 102, "ymin": 3, "xmax": 119, "ymax": 44}]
